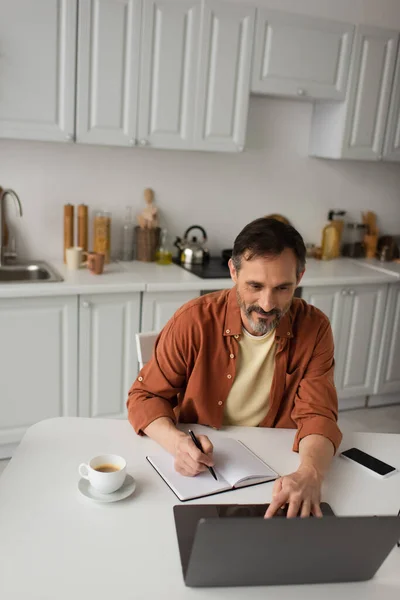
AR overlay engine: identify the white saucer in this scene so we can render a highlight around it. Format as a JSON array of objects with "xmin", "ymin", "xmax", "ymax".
[{"xmin": 78, "ymin": 474, "xmax": 136, "ymax": 503}]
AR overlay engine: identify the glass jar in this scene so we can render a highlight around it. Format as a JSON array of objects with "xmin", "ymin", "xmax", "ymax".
[{"xmin": 93, "ymin": 210, "xmax": 111, "ymax": 263}]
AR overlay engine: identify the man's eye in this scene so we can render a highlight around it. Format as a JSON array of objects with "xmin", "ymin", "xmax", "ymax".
[
  {"xmin": 250, "ymin": 284, "xmax": 262, "ymax": 290},
  {"xmin": 278, "ymin": 286, "xmax": 289, "ymax": 291}
]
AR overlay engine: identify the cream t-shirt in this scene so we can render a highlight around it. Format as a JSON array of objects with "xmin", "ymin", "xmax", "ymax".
[{"xmin": 223, "ymin": 327, "xmax": 276, "ymax": 426}]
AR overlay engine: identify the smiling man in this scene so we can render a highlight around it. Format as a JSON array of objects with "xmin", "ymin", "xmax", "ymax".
[{"xmin": 127, "ymin": 218, "xmax": 342, "ymax": 517}]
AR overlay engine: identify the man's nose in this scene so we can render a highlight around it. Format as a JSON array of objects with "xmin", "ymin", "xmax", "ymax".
[{"xmin": 258, "ymin": 291, "xmax": 276, "ymax": 313}]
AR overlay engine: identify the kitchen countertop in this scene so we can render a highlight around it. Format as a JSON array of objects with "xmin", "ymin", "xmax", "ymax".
[{"xmin": 0, "ymin": 257, "xmax": 398, "ymax": 298}]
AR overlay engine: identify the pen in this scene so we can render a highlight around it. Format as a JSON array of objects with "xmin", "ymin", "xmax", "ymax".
[{"xmin": 188, "ymin": 430, "xmax": 218, "ymax": 481}]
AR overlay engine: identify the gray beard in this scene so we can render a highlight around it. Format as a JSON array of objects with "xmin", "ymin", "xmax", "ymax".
[{"xmin": 237, "ymin": 290, "xmax": 289, "ymax": 336}]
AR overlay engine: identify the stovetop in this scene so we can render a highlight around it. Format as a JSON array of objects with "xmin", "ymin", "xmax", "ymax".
[{"xmin": 173, "ymin": 257, "xmax": 231, "ymax": 279}]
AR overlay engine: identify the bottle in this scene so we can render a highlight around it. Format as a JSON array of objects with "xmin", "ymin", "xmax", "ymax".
[
  {"xmin": 64, "ymin": 204, "xmax": 74, "ymax": 263},
  {"xmin": 155, "ymin": 228, "xmax": 173, "ymax": 265},
  {"xmin": 321, "ymin": 212, "xmax": 340, "ymax": 260},
  {"xmin": 77, "ymin": 204, "xmax": 88, "ymax": 252},
  {"xmin": 93, "ymin": 210, "xmax": 111, "ymax": 263},
  {"xmin": 121, "ymin": 206, "xmax": 134, "ymax": 261}
]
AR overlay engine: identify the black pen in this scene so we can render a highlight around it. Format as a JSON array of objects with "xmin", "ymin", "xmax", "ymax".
[{"xmin": 188, "ymin": 430, "xmax": 218, "ymax": 481}]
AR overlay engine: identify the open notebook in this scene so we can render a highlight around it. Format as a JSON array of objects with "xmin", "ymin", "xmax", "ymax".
[{"xmin": 147, "ymin": 437, "xmax": 279, "ymax": 501}]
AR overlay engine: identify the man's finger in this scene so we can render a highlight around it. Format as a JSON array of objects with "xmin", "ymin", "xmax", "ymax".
[
  {"xmin": 264, "ymin": 490, "xmax": 290, "ymax": 518},
  {"xmin": 198, "ymin": 435, "xmax": 214, "ymax": 455},
  {"xmin": 286, "ymin": 498, "xmax": 302, "ymax": 518},
  {"xmin": 271, "ymin": 478, "xmax": 283, "ymax": 498},
  {"xmin": 312, "ymin": 503, "xmax": 323, "ymax": 518},
  {"xmin": 300, "ymin": 500, "xmax": 312, "ymax": 518},
  {"xmin": 187, "ymin": 440, "xmax": 214, "ymax": 467}
]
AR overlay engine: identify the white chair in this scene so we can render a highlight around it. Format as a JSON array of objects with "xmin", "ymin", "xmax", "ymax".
[{"xmin": 136, "ymin": 331, "xmax": 158, "ymax": 370}]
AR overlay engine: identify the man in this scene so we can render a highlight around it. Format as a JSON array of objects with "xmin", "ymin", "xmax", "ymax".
[{"xmin": 127, "ymin": 218, "xmax": 342, "ymax": 518}]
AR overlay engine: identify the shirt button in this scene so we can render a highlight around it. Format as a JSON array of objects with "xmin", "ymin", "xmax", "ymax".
[
  {"xmin": 227, "ymin": 374, "xmax": 232, "ymax": 379},
  {"xmin": 225, "ymin": 329, "xmax": 230, "ymax": 334},
  {"xmin": 287, "ymin": 332, "xmax": 290, "ymax": 336},
  {"xmin": 230, "ymin": 353, "xmax": 234, "ymax": 359},
  {"xmin": 138, "ymin": 376, "xmax": 143, "ymax": 382},
  {"xmin": 218, "ymin": 401, "xmax": 223, "ymax": 406},
  {"xmin": 234, "ymin": 334, "xmax": 239, "ymax": 339}
]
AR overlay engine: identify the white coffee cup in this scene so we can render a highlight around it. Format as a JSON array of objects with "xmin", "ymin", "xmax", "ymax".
[
  {"xmin": 78, "ymin": 454, "xmax": 126, "ymax": 494},
  {"xmin": 66, "ymin": 246, "xmax": 84, "ymax": 270}
]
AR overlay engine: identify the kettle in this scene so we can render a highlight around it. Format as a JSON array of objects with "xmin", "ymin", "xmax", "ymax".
[{"xmin": 174, "ymin": 225, "xmax": 210, "ymax": 265}]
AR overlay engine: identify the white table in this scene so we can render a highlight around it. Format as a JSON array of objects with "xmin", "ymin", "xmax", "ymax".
[{"xmin": 0, "ymin": 418, "xmax": 399, "ymax": 600}]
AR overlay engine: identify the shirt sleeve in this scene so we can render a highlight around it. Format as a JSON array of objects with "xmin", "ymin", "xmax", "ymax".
[
  {"xmin": 291, "ymin": 317, "xmax": 342, "ymax": 454},
  {"xmin": 126, "ymin": 315, "xmax": 189, "ymax": 435}
]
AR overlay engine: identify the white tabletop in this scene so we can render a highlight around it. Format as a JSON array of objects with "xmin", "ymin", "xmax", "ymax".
[{"xmin": 0, "ymin": 418, "xmax": 399, "ymax": 600}]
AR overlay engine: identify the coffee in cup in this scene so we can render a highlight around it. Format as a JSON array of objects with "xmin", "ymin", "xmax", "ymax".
[{"xmin": 78, "ymin": 454, "xmax": 126, "ymax": 494}]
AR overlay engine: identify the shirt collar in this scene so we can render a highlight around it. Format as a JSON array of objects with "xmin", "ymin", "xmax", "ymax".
[{"xmin": 224, "ymin": 286, "xmax": 294, "ymax": 339}]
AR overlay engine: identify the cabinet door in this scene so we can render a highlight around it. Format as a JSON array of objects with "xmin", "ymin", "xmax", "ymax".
[
  {"xmin": 141, "ymin": 291, "xmax": 200, "ymax": 331},
  {"xmin": 78, "ymin": 294, "xmax": 140, "ymax": 418},
  {"xmin": 76, "ymin": 0, "xmax": 141, "ymax": 146},
  {"xmin": 138, "ymin": 0, "xmax": 200, "ymax": 149},
  {"xmin": 193, "ymin": 2, "xmax": 255, "ymax": 152},
  {"xmin": 0, "ymin": 0, "xmax": 77, "ymax": 142},
  {"xmin": 0, "ymin": 296, "xmax": 78, "ymax": 446},
  {"xmin": 251, "ymin": 11, "xmax": 353, "ymax": 101},
  {"xmin": 337, "ymin": 285, "xmax": 388, "ymax": 397},
  {"xmin": 342, "ymin": 26, "xmax": 398, "ymax": 160},
  {"xmin": 300, "ymin": 287, "xmax": 343, "ymax": 387},
  {"xmin": 374, "ymin": 283, "xmax": 400, "ymax": 394},
  {"xmin": 383, "ymin": 46, "xmax": 400, "ymax": 161}
]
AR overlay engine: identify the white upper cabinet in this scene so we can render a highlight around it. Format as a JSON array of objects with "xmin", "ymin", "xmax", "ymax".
[
  {"xmin": 0, "ymin": 0, "xmax": 77, "ymax": 142},
  {"xmin": 138, "ymin": 0, "xmax": 201, "ymax": 150},
  {"xmin": 383, "ymin": 45, "xmax": 400, "ymax": 161},
  {"xmin": 76, "ymin": 0, "xmax": 141, "ymax": 146},
  {"xmin": 310, "ymin": 26, "xmax": 399, "ymax": 160},
  {"xmin": 251, "ymin": 11, "xmax": 354, "ymax": 101},
  {"xmin": 194, "ymin": 2, "xmax": 255, "ymax": 152}
]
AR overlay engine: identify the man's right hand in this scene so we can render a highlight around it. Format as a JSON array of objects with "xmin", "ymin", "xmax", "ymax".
[{"xmin": 174, "ymin": 433, "xmax": 214, "ymax": 477}]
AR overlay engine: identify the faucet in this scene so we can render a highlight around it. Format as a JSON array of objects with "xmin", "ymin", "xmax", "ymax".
[{"xmin": 0, "ymin": 189, "xmax": 23, "ymax": 266}]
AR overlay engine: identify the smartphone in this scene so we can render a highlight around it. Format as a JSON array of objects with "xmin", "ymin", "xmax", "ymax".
[{"xmin": 340, "ymin": 447, "xmax": 397, "ymax": 479}]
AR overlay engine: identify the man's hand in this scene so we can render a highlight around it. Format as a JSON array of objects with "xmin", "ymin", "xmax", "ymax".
[
  {"xmin": 173, "ymin": 433, "xmax": 214, "ymax": 477},
  {"xmin": 264, "ymin": 464, "xmax": 322, "ymax": 518}
]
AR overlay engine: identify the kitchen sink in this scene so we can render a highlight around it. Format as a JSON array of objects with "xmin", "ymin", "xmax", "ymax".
[{"xmin": 0, "ymin": 262, "xmax": 63, "ymax": 283}]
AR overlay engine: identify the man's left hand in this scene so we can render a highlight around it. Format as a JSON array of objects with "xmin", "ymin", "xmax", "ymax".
[{"xmin": 264, "ymin": 465, "xmax": 323, "ymax": 518}]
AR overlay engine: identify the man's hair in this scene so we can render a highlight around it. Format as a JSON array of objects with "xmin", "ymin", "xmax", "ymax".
[{"xmin": 231, "ymin": 218, "xmax": 306, "ymax": 277}]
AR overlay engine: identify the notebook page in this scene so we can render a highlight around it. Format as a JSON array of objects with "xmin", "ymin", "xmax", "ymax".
[
  {"xmin": 147, "ymin": 452, "xmax": 231, "ymax": 501},
  {"xmin": 213, "ymin": 438, "xmax": 279, "ymax": 487}
]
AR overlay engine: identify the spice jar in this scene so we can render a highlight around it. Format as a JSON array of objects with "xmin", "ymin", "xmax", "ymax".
[{"xmin": 93, "ymin": 210, "xmax": 111, "ymax": 263}]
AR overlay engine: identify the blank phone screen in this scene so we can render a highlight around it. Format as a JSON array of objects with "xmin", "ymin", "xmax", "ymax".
[{"xmin": 341, "ymin": 447, "xmax": 396, "ymax": 476}]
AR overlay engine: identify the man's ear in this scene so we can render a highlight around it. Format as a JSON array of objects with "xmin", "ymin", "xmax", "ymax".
[
  {"xmin": 228, "ymin": 258, "xmax": 238, "ymax": 284},
  {"xmin": 296, "ymin": 269, "xmax": 305, "ymax": 287}
]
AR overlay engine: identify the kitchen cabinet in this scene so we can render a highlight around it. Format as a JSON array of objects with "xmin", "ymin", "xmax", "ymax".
[
  {"xmin": 302, "ymin": 284, "xmax": 388, "ymax": 398},
  {"xmin": 0, "ymin": 296, "xmax": 78, "ymax": 452},
  {"xmin": 138, "ymin": 0, "xmax": 201, "ymax": 150},
  {"xmin": 76, "ymin": 0, "xmax": 141, "ymax": 146},
  {"xmin": 141, "ymin": 291, "xmax": 200, "ymax": 332},
  {"xmin": 251, "ymin": 11, "xmax": 353, "ymax": 101},
  {"xmin": 374, "ymin": 283, "xmax": 400, "ymax": 395},
  {"xmin": 310, "ymin": 26, "xmax": 399, "ymax": 160},
  {"xmin": 0, "ymin": 0, "xmax": 77, "ymax": 142},
  {"xmin": 193, "ymin": 1, "xmax": 255, "ymax": 152},
  {"xmin": 78, "ymin": 293, "xmax": 141, "ymax": 419},
  {"xmin": 383, "ymin": 45, "xmax": 400, "ymax": 161}
]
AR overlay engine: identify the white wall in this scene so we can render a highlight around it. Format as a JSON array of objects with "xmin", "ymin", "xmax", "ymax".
[
  {"xmin": 1, "ymin": 96, "xmax": 400, "ymax": 260},
  {"xmin": 1, "ymin": 0, "xmax": 400, "ymax": 260}
]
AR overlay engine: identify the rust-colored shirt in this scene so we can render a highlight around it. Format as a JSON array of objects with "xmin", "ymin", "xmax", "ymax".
[{"xmin": 127, "ymin": 288, "xmax": 342, "ymax": 453}]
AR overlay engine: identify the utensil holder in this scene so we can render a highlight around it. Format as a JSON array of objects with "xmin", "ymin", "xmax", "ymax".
[{"xmin": 135, "ymin": 226, "xmax": 161, "ymax": 262}]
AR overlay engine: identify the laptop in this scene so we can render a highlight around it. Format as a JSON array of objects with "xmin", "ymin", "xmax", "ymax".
[{"xmin": 173, "ymin": 503, "xmax": 400, "ymax": 587}]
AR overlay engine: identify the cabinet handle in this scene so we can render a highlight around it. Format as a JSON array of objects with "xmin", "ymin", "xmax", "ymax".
[
  {"xmin": 341, "ymin": 289, "xmax": 348, "ymax": 296},
  {"xmin": 139, "ymin": 139, "xmax": 149, "ymax": 146},
  {"xmin": 237, "ymin": 145, "xmax": 244, "ymax": 152},
  {"xmin": 82, "ymin": 301, "xmax": 90, "ymax": 308},
  {"xmin": 348, "ymin": 289, "xmax": 355, "ymax": 296},
  {"xmin": 65, "ymin": 134, "xmax": 74, "ymax": 141},
  {"xmin": 129, "ymin": 138, "xmax": 136, "ymax": 146},
  {"xmin": 297, "ymin": 88, "xmax": 307, "ymax": 96}
]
